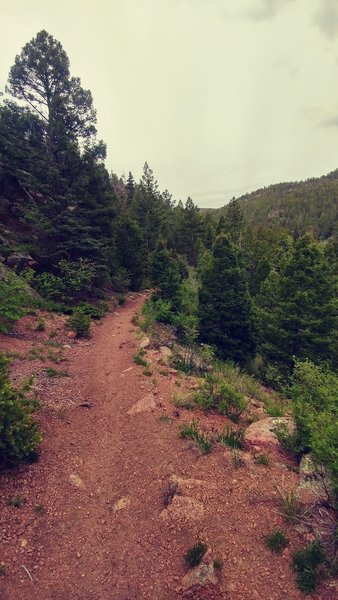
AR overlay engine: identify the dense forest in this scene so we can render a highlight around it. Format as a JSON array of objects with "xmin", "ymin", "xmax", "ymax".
[
  {"xmin": 0, "ymin": 31, "xmax": 337, "ymax": 517},
  {"xmin": 205, "ymin": 171, "xmax": 338, "ymax": 240}
]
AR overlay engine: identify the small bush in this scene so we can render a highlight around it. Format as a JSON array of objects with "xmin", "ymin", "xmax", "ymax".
[
  {"xmin": 218, "ymin": 427, "xmax": 244, "ymax": 449},
  {"xmin": 0, "ymin": 268, "xmax": 33, "ymax": 333},
  {"xmin": 265, "ymin": 530, "xmax": 289, "ymax": 553},
  {"xmin": 277, "ymin": 486, "xmax": 302, "ymax": 522},
  {"xmin": 180, "ymin": 420, "xmax": 212, "ymax": 454},
  {"xmin": 0, "ymin": 354, "xmax": 42, "ymax": 465},
  {"xmin": 67, "ymin": 308, "xmax": 91, "ymax": 338},
  {"xmin": 172, "ymin": 390, "xmax": 195, "ymax": 410},
  {"xmin": 117, "ymin": 294, "xmax": 126, "ymax": 306},
  {"xmin": 77, "ymin": 301, "xmax": 108, "ymax": 319},
  {"xmin": 35, "ymin": 318, "xmax": 46, "ymax": 332},
  {"xmin": 255, "ymin": 453, "xmax": 270, "ymax": 466},
  {"xmin": 34, "ymin": 504, "xmax": 45, "ymax": 516},
  {"xmin": 213, "ymin": 558, "xmax": 223, "ymax": 571},
  {"xmin": 195, "ymin": 372, "xmax": 247, "ymax": 420},
  {"xmin": 185, "ymin": 542, "xmax": 208, "ymax": 568},
  {"xmin": 44, "ymin": 368, "xmax": 69, "ymax": 378},
  {"xmin": 292, "ymin": 541, "xmax": 326, "ymax": 593},
  {"xmin": 6, "ymin": 494, "xmax": 25, "ymax": 508},
  {"xmin": 143, "ymin": 365, "xmax": 152, "ymax": 376},
  {"xmin": 133, "ymin": 348, "xmax": 148, "ymax": 367},
  {"xmin": 232, "ymin": 449, "xmax": 245, "ymax": 468}
]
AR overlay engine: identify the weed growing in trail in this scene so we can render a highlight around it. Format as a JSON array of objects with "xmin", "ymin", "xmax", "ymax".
[
  {"xmin": 159, "ymin": 415, "xmax": 172, "ymax": 424},
  {"xmin": 265, "ymin": 530, "xmax": 289, "ymax": 553},
  {"xmin": 143, "ymin": 364, "xmax": 152, "ymax": 376},
  {"xmin": 34, "ymin": 504, "xmax": 45, "ymax": 516},
  {"xmin": 6, "ymin": 495, "xmax": 25, "ymax": 508},
  {"xmin": 213, "ymin": 558, "xmax": 223, "ymax": 571},
  {"xmin": 232, "ymin": 449, "xmax": 245, "ymax": 468},
  {"xmin": 0, "ymin": 563, "xmax": 5, "ymax": 576},
  {"xmin": 35, "ymin": 318, "xmax": 46, "ymax": 331},
  {"xmin": 185, "ymin": 542, "xmax": 208, "ymax": 568},
  {"xmin": 179, "ymin": 420, "xmax": 212, "ymax": 454}
]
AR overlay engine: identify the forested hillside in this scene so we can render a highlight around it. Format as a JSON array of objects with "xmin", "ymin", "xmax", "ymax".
[
  {"xmin": 1, "ymin": 30, "xmax": 337, "ymax": 567},
  {"xmin": 206, "ymin": 172, "xmax": 338, "ymax": 239}
]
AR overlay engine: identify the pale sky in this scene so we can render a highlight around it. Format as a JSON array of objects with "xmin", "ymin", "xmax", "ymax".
[{"xmin": 1, "ymin": 0, "xmax": 338, "ymax": 207}]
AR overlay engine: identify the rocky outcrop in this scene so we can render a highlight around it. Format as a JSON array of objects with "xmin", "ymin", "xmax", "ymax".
[
  {"xmin": 6, "ymin": 252, "xmax": 37, "ymax": 272},
  {"xmin": 244, "ymin": 417, "xmax": 294, "ymax": 452}
]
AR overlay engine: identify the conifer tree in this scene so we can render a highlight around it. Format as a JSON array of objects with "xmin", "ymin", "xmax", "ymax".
[{"xmin": 198, "ymin": 234, "xmax": 256, "ymax": 364}]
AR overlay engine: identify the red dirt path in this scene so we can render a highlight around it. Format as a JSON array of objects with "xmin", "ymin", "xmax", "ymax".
[{"xmin": 0, "ymin": 295, "xmax": 336, "ymax": 599}]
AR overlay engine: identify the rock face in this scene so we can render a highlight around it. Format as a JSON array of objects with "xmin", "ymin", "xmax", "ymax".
[
  {"xmin": 244, "ymin": 417, "xmax": 294, "ymax": 452},
  {"xmin": 297, "ymin": 454, "xmax": 333, "ymax": 504},
  {"xmin": 6, "ymin": 252, "xmax": 37, "ymax": 272}
]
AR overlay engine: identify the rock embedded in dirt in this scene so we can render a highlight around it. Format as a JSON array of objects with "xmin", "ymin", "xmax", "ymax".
[
  {"xmin": 161, "ymin": 495, "xmax": 204, "ymax": 524},
  {"xmin": 244, "ymin": 417, "xmax": 294, "ymax": 452},
  {"xmin": 181, "ymin": 554, "xmax": 218, "ymax": 596},
  {"xmin": 159, "ymin": 346, "xmax": 172, "ymax": 364},
  {"xmin": 113, "ymin": 497, "xmax": 130, "ymax": 512},
  {"xmin": 139, "ymin": 336, "xmax": 151, "ymax": 349},
  {"xmin": 69, "ymin": 474, "xmax": 85, "ymax": 489},
  {"xmin": 127, "ymin": 393, "xmax": 156, "ymax": 415}
]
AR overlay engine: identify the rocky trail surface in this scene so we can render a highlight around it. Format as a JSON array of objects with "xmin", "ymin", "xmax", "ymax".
[{"xmin": 0, "ymin": 296, "xmax": 336, "ymax": 599}]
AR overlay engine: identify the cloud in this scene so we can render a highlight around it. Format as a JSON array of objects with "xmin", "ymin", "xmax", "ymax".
[
  {"xmin": 244, "ymin": 0, "xmax": 295, "ymax": 21},
  {"xmin": 314, "ymin": 0, "xmax": 338, "ymax": 39},
  {"xmin": 321, "ymin": 115, "xmax": 338, "ymax": 127}
]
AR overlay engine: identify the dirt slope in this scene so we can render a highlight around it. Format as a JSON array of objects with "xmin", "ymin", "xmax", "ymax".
[{"xmin": 0, "ymin": 296, "xmax": 336, "ymax": 599}]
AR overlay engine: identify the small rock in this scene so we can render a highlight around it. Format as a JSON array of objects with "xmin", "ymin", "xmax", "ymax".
[
  {"xmin": 67, "ymin": 331, "xmax": 77, "ymax": 339},
  {"xmin": 128, "ymin": 394, "xmax": 156, "ymax": 415},
  {"xmin": 113, "ymin": 497, "xmax": 130, "ymax": 512},
  {"xmin": 139, "ymin": 337, "xmax": 151, "ymax": 349},
  {"xmin": 69, "ymin": 474, "xmax": 85, "ymax": 489},
  {"xmin": 78, "ymin": 402, "xmax": 92, "ymax": 409}
]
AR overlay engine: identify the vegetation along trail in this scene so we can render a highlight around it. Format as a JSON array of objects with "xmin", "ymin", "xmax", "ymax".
[{"xmin": 0, "ymin": 295, "xmax": 335, "ymax": 600}]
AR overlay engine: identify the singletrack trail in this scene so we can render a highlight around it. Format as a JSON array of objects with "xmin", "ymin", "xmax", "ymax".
[{"xmin": 0, "ymin": 296, "xmax": 334, "ymax": 600}]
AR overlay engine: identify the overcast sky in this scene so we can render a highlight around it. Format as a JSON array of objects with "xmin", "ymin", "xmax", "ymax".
[{"xmin": 1, "ymin": 0, "xmax": 338, "ymax": 207}]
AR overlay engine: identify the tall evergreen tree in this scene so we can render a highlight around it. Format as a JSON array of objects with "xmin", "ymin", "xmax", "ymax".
[{"xmin": 198, "ymin": 234, "xmax": 256, "ymax": 364}]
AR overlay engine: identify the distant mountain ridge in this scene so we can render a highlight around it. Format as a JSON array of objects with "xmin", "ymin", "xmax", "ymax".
[{"xmin": 203, "ymin": 169, "xmax": 338, "ymax": 239}]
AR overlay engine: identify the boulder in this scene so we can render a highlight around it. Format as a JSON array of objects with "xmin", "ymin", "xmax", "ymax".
[
  {"xmin": 159, "ymin": 345, "xmax": 172, "ymax": 364},
  {"xmin": 244, "ymin": 417, "xmax": 294, "ymax": 452},
  {"xmin": 127, "ymin": 393, "xmax": 156, "ymax": 415},
  {"xmin": 6, "ymin": 252, "xmax": 37, "ymax": 272},
  {"xmin": 297, "ymin": 454, "xmax": 333, "ymax": 504}
]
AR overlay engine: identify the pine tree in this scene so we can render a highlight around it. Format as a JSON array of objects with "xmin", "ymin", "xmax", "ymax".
[
  {"xmin": 198, "ymin": 234, "xmax": 256, "ymax": 364},
  {"xmin": 256, "ymin": 234, "xmax": 338, "ymax": 368}
]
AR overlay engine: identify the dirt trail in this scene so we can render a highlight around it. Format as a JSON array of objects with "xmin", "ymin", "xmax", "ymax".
[{"xmin": 0, "ymin": 296, "xmax": 335, "ymax": 600}]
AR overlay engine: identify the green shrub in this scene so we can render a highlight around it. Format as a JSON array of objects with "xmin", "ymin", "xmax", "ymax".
[
  {"xmin": 67, "ymin": 308, "xmax": 91, "ymax": 338},
  {"xmin": 6, "ymin": 494, "xmax": 25, "ymax": 508},
  {"xmin": 265, "ymin": 530, "xmax": 289, "ymax": 553},
  {"xmin": 35, "ymin": 318, "xmax": 46, "ymax": 332},
  {"xmin": 0, "ymin": 268, "xmax": 33, "ymax": 333},
  {"xmin": 117, "ymin": 294, "xmax": 126, "ymax": 306},
  {"xmin": 179, "ymin": 420, "xmax": 212, "ymax": 454},
  {"xmin": 76, "ymin": 301, "xmax": 108, "ymax": 319},
  {"xmin": 0, "ymin": 354, "xmax": 41, "ymax": 465},
  {"xmin": 218, "ymin": 427, "xmax": 244, "ymax": 449},
  {"xmin": 133, "ymin": 348, "xmax": 148, "ymax": 367},
  {"xmin": 292, "ymin": 541, "xmax": 326, "ymax": 593},
  {"xmin": 184, "ymin": 542, "xmax": 207, "ymax": 568},
  {"xmin": 255, "ymin": 452, "xmax": 270, "ymax": 466},
  {"xmin": 195, "ymin": 371, "xmax": 247, "ymax": 421}
]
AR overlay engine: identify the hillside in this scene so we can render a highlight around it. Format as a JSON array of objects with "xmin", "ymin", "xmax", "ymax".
[{"xmin": 205, "ymin": 169, "xmax": 338, "ymax": 239}]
